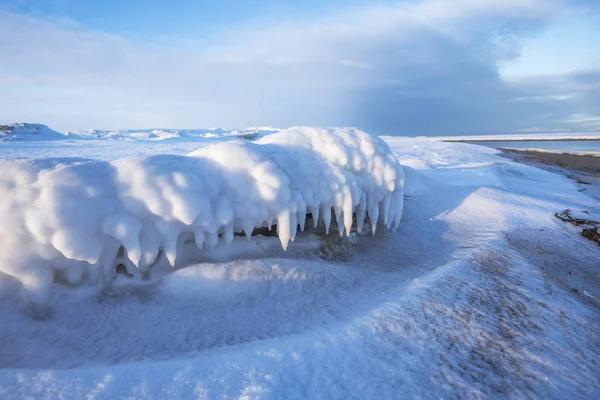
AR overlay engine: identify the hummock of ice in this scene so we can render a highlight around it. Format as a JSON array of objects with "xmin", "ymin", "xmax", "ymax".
[{"xmin": 0, "ymin": 127, "xmax": 404, "ymax": 302}]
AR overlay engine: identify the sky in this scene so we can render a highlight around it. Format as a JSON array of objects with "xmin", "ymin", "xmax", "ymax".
[{"xmin": 1, "ymin": 0, "xmax": 599, "ymax": 135}]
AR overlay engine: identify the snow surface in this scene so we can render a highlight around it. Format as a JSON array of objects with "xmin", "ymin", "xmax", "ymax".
[
  {"xmin": 0, "ymin": 129, "xmax": 599, "ymax": 399},
  {"xmin": 0, "ymin": 127, "xmax": 404, "ymax": 304}
]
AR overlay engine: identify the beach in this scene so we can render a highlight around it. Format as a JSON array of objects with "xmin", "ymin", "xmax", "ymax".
[
  {"xmin": 501, "ymin": 148, "xmax": 600, "ymax": 175},
  {"xmin": 500, "ymin": 148, "xmax": 600, "ymax": 201}
]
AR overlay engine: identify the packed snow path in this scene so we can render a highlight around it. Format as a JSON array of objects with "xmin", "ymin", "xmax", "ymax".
[{"xmin": 0, "ymin": 130, "xmax": 599, "ymax": 399}]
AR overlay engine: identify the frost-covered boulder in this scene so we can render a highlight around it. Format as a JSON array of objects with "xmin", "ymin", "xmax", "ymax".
[
  {"xmin": 0, "ymin": 123, "xmax": 65, "ymax": 141},
  {"xmin": 0, "ymin": 127, "xmax": 404, "ymax": 303}
]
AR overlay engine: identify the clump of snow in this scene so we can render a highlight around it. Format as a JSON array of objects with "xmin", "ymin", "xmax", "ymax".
[
  {"xmin": 0, "ymin": 127, "xmax": 404, "ymax": 303},
  {"xmin": 0, "ymin": 123, "xmax": 65, "ymax": 141}
]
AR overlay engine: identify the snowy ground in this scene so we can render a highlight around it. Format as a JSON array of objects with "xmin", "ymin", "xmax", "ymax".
[{"xmin": 0, "ymin": 129, "xmax": 599, "ymax": 399}]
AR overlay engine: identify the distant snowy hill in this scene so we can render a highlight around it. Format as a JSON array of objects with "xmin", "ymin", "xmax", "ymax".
[{"xmin": 0, "ymin": 123, "xmax": 66, "ymax": 141}]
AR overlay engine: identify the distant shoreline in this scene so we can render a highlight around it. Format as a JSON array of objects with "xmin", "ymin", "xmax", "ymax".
[
  {"xmin": 501, "ymin": 148, "xmax": 600, "ymax": 179},
  {"xmin": 443, "ymin": 138, "xmax": 600, "ymax": 142},
  {"xmin": 500, "ymin": 148, "xmax": 600, "ymax": 201}
]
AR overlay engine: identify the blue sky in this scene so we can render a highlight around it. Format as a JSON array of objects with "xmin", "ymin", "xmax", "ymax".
[
  {"xmin": 1, "ymin": 0, "xmax": 599, "ymax": 135},
  {"xmin": 5, "ymin": 0, "xmax": 373, "ymax": 35}
]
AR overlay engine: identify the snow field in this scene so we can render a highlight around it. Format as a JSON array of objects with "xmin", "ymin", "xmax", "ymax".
[
  {"xmin": 0, "ymin": 134, "xmax": 599, "ymax": 398},
  {"xmin": 0, "ymin": 127, "xmax": 404, "ymax": 303}
]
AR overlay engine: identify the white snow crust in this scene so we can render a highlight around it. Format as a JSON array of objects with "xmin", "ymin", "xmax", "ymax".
[{"xmin": 0, "ymin": 127, "xmax": 404, "ymax": 303}]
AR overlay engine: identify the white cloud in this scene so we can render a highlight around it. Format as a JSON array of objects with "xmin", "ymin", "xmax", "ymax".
[{"xmin": 0, "ymin": 0, "xmax": 598, "ymax": 134}]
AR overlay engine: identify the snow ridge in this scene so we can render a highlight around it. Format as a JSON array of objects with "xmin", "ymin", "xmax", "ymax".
[{"xmin": 0, "ymin": 127, "xmax": 404, "ymax": 303}]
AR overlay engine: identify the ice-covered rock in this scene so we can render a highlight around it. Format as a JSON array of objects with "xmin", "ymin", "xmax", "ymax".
[
  {"xmin": 0, "ymin": 127, "xmax": 404, "ymax": 302},
  {"xmin": 0, "ymin": 123, "xmax": 65, "ymax": 141}
]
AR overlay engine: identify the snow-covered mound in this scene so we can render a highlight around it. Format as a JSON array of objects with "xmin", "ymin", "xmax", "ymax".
[
  {"xmin": 0, "ymin": 123, "xmax": 65, "ymax": 141},
  {"xmin": 0, "ymin": 127, "xmax": 404, "ymax": 303}
]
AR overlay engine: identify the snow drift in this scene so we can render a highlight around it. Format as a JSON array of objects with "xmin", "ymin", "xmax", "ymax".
[{"xmin": 0, "ymin": 127, "xmax": 404, "ymax": 302}]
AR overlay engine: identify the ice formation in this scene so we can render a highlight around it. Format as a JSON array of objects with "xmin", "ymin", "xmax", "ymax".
[{"xmin": 0, "ymin": 127, "xmax": 404, "ymax": 301}]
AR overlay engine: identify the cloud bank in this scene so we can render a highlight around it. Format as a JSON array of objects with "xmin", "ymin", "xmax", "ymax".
[{"xmin": 1, "ymin": 0, "xmax": 599, "ymax": 134}]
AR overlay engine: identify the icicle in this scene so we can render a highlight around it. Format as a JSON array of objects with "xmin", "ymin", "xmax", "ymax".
[
  {"xmin": 155, "ymin": 220, "xmax": 178, "ymax": 266},
  {"xmin": 394, "ymin": 192, "xmax": 404, "ymax": 229},
  {"xmin": 333, "ymin": 207, "xmax": 345, "ymax": 237},
  {"xmin": 386, "ymin": 203, "xmax": 395, "ymax": 230},
  {"xmin": 277, "ymin": 210, "xmax": 291, "ymax": 250},
  {"xmin": 298, "ymin": 209, "xmax": 306, "ymax": 232},
  {"xmin": 101, "ymin": 214, "xmax": 142, "ymax": 268},
  {"xmin": 322, "ymin": 206, "xmax": 331, "ymax": 235},
  {"xmin": 296, "ymin": 199, "xmax": 306, "ymax": 233},
  {"xmin": 310, "ymin": 206, "xmax": 320, "ymax": 228},
  {"xmin": 338, "ymin": 213, "xmax": 346, "ymax": 236},
  {"xmin": 224, "ymin": 224, "xmax": 234, "ymax": 245},
  {"xmin": 138, "ymin": 222, "xmax": 161, "ymax": 271},
  {"xmin": 267, "ymin": 216, "xmax": 273, "ymax": 231},
  {"xmin": 334, "ymin": 206, "xmax": 344, "ymax": 236},
  {"xmin": 334, "ymin": 206, "xmax": 342, "ymax": 223},
  {"xmin": 382, "ymin": 192, "xmax": 391, "ymax": 226},
  {"xmin": 124, "ymin": 244, "xmax": 142, "ymax": 268},
  {"xmin": 163, "ymin": 236, "xmax": 178, "ymax": 267},
  {"xmin": 290, "ymin": 212, "xmax": 297, "ymax": 242},
  {"xmin": 243, "ymin": 221, "xmax": 254, "ymax": 241},
  {"xmin": 194, "ymin": 229, "xmax": 205, "ymax": 250},
  {"xmin": 343, "ymin": 196, "xmax": 353, "ymax": 236},
  {"xmin": 368, "ymin": 198, "xmax": 379, "ymax": 235},
  {"xmin": 357, "ymin": 191, "xmax": 366, "ymax": 233}
]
